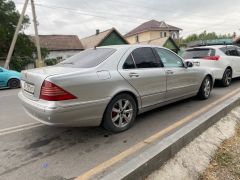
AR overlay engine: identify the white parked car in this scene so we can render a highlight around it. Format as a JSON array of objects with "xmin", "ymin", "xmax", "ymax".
[{"xmin": 183, "ymin": 45, "xmax": 240, "ymax": 87}]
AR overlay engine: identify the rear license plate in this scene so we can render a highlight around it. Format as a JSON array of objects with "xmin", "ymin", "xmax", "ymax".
[{"xmin": 24, "ymin": 82, "xmax": 35, "ymax": 94}]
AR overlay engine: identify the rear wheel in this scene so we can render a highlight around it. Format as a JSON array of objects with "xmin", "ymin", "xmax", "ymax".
[
  {"xmin": 8, "ymin": 79, "xmax": 20, "ymax": 89},
  {"xmin": 221, "ymin": 68, "xmax": 232, "ymax": 87},
  {"xmin": 198, "ymin": 76, "xmax": 212, "ymax": 100},
  {"xmin": 103, "ymin": 94, "xmax": 137, "ymax": 133}
]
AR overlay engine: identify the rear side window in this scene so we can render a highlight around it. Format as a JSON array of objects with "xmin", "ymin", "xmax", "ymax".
[
  {"xmin": 132, "ymin": 47, "xmax": 160, "ymax": 68},
  {"xmin": 58, "ymin": 48, "xmax": 116, "ymax": 68},
  {"xmin": 220, "ymin": 46, "xmax": 239, "ymax": 56},
  {"xmin": 237, "ymin": 48, "xmax": 240, "ymax": 56},
  {"xmin": 123, "ymin": 55, "xmax": 135, "ymax": 69},
  {"xmin": 183, "ymin": 48, "xmax": 215, "ymax": 59}
]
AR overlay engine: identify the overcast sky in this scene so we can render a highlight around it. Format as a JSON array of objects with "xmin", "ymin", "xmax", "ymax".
[{"xmin": 13, "ymin": 0, "xmax": 240, "ymax": 38}]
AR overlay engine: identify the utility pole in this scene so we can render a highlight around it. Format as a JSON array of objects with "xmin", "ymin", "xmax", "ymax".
[
  {"xmin": 31, "ymin": 0, "xmax": 43, "ymax": 68},
  {"xmin": 4, "ymin": 0, "xmax": 30, "ymax": 69}
]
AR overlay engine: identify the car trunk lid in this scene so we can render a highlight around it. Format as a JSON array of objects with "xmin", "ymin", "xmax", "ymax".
[{"xmin": 20, "ymin": 66, "xmax": 82, "ymax": 101}]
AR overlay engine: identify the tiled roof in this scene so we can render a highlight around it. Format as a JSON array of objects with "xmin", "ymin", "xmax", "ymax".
[
  {"xmin": 139, "ymin": 37, "xmax": 179, "ymax": 50},
  {"xmin": 30, "ymin": 35, "xmax": 84, "ymax": 51},
  {"xmin": 81, "ymin": 28, "xmax": 128, "ymax": 49},
  {"xmin": 125, "ymin": 20, "xmax": 182, "ymax": 37},
  {"xmin": 81, "ymin": 29, "xmax": 112, "ymax": 49}
]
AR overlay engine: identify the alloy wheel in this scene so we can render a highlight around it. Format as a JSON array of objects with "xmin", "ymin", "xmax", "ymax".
[
  {"xmin": 111, "ymin": 99, "xmax": 133, "ymax": 128},
  {"xmin": 224, "ymin": 69, "xmax": 232, "ymax": 86},
  {"xmin": 204, "ymin": 78, "xmax": 211, "ymax": 98}
]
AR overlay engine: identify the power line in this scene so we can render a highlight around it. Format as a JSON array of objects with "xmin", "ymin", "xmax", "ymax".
[{"xmin": 14, "ymin": 1, "xmax": 239, "ymax": 37}]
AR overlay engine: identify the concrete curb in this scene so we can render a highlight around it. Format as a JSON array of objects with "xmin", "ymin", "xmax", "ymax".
[{"xmin": 100, "ymin": 93, "xmax": 240, "ymax": 180}]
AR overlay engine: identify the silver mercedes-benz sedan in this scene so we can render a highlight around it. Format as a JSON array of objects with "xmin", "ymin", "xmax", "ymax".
[{"xmin": 19, "ymin": 45, "xmax": 214, "ymax": 132}]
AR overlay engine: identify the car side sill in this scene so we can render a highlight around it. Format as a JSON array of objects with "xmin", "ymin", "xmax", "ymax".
[{"xmin": 138, "ymin": 92, "xmax": 197, "ymax": 114}]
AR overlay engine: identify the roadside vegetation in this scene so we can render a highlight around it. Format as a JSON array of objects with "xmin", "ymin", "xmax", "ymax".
[
  {"xmin": 201, "ymin": 125, "xmax": 240, "ymax": 180},
  {"xmin": 0, "ymin": 0, "xmax": 48, "ymax": 71}
]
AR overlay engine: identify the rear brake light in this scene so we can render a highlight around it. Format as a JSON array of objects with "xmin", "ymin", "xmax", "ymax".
[
  {"xmin": 40, "ymin": 80, "xmax": 77, "ymax": 101},
  {"xmin": 203, "ymin": 56, "xmax": 220, "ymax": 61}
]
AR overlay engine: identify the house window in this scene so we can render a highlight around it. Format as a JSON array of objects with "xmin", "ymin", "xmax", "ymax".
[
  {"xmin": 135, "ymin": 35, "xmax": 139, "ymax": 43},
  {"xmin": 171, "ymin": 32, "xmax": 177, "ymax": 39},
  {"xmin": 56, "ymin": 56, "xmax": 63, "ymax": 60},
  {"xmin": 160, "ymin": 32, "xmax": 163, "ymax": 38},
  {"xmin": 164, "ymin": 32, "xmax": 167, "ymax": 37}
]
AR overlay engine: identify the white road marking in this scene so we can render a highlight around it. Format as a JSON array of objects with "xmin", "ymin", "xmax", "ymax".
[{"xmin": 0, "ymin": 122, "xmax": 43, "ymax": 136}]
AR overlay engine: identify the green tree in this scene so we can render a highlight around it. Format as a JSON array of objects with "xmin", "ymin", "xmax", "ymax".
[
  {"xmin": 182, "ymin": 30, "xmax": 233, "ymax": 45},
  {"xmin": 0, "ymin": 0, "xmax": 48, "ymax": 71}
]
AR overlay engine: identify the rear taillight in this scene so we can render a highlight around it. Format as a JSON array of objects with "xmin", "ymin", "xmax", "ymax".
[
  {"xmin": 203, "ymin": 56, "xmax": 220, "ymax": 61},
  {"xmin": 40, "ymin": 80, "xmax": 77, "ymax": 101}
]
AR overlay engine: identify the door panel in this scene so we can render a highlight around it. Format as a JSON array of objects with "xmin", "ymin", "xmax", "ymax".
[
  {"xmin": 119, "ymin": 68, "xmax": 166, "ymax": 108},
  {"xmin": 0, "ymin": 69, "xmax": 8, "ymax": 87},
  {"xmin": 154, "ymin": 48, "xmax": 200, "ymax": 101},
  {"xmin": 164, "ymin": 67, "xmax": 200, "ymax": 100},
  {"xmin": 119, "ymin": 47, "xmax": 166, "ymax": 108},
  {"xmin": 225, "ymin": 46, "xmax": 240, "ymax": 77}
]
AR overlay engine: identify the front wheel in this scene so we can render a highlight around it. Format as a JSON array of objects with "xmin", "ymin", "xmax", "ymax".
[
  {"xmin": 198, "ymin": 76, "xmax": 212, "ymax": 100},
  {"xmin": 221, "ymin": 68, "xmax": 232, "ymax": 87},
  {"xmin": 103, "ymin": 94, "xmax": 137, "ymax": 133},
  {"xmin": 8, "ymin": 79, "xmax": 20, "ymax": 89}
]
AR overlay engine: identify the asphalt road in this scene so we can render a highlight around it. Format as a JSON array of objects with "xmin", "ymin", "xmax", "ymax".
[{"xmin": 0, "ymin": 80, "xmax": 240, "ymax": 180}]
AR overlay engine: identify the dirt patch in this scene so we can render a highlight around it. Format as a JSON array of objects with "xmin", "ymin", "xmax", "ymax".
[{"xmin": 201, "ymin": 125, "xmax": 240, "ymax": 180}]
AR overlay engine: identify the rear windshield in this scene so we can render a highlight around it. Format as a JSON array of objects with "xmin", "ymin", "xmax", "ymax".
[
  {"xmin": 58, "ymin": 48, "xmax": 116, "ymax": 68},
  {"xmin": 182, "ymin": 48, "xmax": 215, "ymax": 59}
]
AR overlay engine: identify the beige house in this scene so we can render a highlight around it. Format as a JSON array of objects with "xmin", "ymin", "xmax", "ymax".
[{"xmin": 125, "ymin": 20, "xmax": 182, "ymax": 44}]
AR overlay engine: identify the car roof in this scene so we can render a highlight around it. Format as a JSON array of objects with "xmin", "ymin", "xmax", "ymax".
[
  {"xmin": 96, "ymin": 44, "xmax": 167, "ymax": 50},
  {"xmin": 186, "ymin": 45, "xmax": 237, "ymax": 50}
]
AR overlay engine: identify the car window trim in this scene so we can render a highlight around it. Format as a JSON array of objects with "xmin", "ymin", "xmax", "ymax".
[
  {"xmin": 130, "ymin": 53, "xmax": 137, "ymax": 68},
  {"xmin": 152, "ymin": 48, "xmax": 164, "ymax": 67}
]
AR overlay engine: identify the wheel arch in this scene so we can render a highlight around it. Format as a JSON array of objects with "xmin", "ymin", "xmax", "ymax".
[
  {"xmin": 100, "ymin": 90, "xmax": 140, "ymax": 126},
  {"xmin": 205, "ymin": 74, "xmax": 214, "ymax": 88},
  {"xmin": 7, "ymin": 77, "xmax": 20, "ymax": 87}
]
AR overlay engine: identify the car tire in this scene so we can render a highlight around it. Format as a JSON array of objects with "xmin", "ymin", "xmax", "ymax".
[
  {"xmin": 198, "ymin": 76, "xmax": 212, "ymax": 100},
  {"xmin": 8, "ymin": 78, "xmax": 20, "ymax": 89},
  {"xmin": 103, "ymin": 93, "xmax": 137, "ymax": 133},
  {"xmin": 221, "ymin": 68, "xmax": 232, "ymax": 87}
]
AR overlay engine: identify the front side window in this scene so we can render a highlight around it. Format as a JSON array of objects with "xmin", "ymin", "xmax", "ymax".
[
  {"xmin": 131, "ymin": 47, "xmax": 160, "ymax": 68},
  {"xmin": 58, "ymin": 48, "xmax": 116, "ymax": 68},
  {"xmin": 155, "ymin": 48, "xmax": 184, "ymax": 68}
]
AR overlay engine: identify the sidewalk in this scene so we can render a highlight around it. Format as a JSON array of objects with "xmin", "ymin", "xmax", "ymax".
[{"xmin": 147, "ymin": 107, "xmax": 240, "ymax": 180}]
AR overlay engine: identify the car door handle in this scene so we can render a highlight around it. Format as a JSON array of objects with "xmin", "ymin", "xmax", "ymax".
[
  {"xmin": 166, "ymin": 70, "xmax": 174, "ymax": 75},
  {"xmin": 129, "ymin": 72, "xmax": 139, "ymax": 78}
]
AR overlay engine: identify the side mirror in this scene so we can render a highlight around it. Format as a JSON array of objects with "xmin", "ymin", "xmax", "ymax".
[{"xmin": 186, "ymin": 61, "xmax": 193, "ymax": 68}]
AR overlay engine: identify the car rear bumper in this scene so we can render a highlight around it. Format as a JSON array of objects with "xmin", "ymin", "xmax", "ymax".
[
  {"xmin": 209, "ymin": 68, "xmax": 224, "ymax": 80},
  {"xmin": 18, "ymin": 91, "xmax": 110, "ymax": 127}
]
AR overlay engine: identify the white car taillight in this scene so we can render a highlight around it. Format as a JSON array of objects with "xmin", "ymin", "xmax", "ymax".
[{"xmin": 203, "ymin": 56, "xmax": 220, "ymax": 61}]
